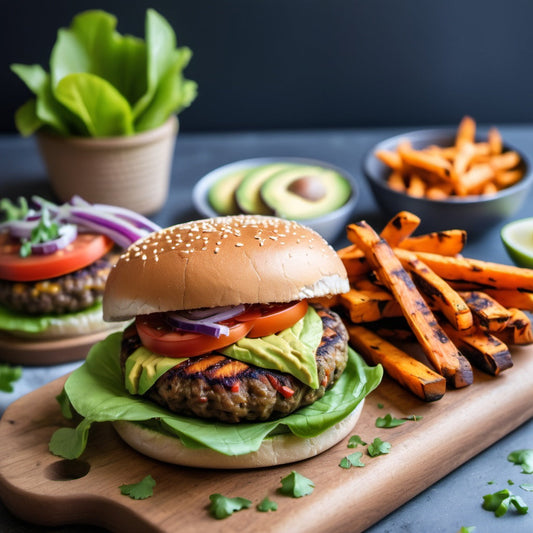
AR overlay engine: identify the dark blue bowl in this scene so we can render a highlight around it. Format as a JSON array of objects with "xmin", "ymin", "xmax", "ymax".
[{"xmin": 363, "ymin": 128, "xmax": 532, "ymax": 237}]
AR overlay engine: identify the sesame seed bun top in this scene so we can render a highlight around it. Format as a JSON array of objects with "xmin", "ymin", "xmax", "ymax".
[{"xmin": 102, "ymin": 215, "xmax": 349, "ymax": 321}]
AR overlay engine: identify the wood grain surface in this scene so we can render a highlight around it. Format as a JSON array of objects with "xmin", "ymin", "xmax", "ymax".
[{"xmin": 0, "ymin": 345, "xmax": 532, "ymax": 533}]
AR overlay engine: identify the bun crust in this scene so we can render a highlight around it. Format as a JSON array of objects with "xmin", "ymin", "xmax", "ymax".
[
  {"xmin": 103, "ymin": 215, "xmax": 349, "ymax": 321},
  {"xmin": 112, "ymin": 400, "xmax": 363, "ymax": 469}
]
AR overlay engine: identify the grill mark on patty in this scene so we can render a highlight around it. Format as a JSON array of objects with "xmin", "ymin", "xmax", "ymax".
[{"xmin": 120, "ymin": 304, "xmax": 348, "ymax": 423}]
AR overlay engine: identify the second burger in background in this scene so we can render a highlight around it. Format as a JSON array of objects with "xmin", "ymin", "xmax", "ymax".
[
  {"xmin": 50, "ymin": 215, "xmax": 382, "ymax": 468},
  {"xmin": 0, "ymin": 195, "xmax": 160, "ymax": 345}
]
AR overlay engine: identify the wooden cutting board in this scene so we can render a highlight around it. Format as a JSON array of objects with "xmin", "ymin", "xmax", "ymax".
[{"xmin": 0, "ymin": 346, "xmax": 532, "ymax": 533}]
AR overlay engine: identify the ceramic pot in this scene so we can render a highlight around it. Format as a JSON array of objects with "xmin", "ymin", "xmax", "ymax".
[{"xmin": 36, "ymin": 115, "xmax": 178, "ymax": 215}]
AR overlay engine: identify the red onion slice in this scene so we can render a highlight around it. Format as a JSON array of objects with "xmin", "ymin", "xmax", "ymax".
[
  {"xmin": 2, "ymin": 195, "xmax": 163, "ymax": 256},
  {"xmin": 166, "ymin": 305, "xmax": 246, "ymax": 338},
  {"xmin": 166, "ymin": 313, "xmax": 230, "ymax": 338},
  {"xmin": 30, "ymin": 224, "xmax": 77, "ymax": 255}
]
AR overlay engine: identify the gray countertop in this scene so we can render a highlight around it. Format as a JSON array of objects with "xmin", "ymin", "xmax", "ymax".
[{"xmin": 1, "ymin": 126, "xmax": 532, "ymax": 532}]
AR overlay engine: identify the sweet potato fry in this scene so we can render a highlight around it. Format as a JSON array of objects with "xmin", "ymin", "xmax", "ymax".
[
  {"xmin": 397, "ymin": 229, "xmax": 467, "ymax": 256},
  {"xmin": 339, "ymin": 287, "xmax": 401, "ymax": 323},
  {"xmin": 340, "ymin": 211, "xmax": 421, "ymax": 279},
  {"xmin": 399, "ymin": 148, "xmax": 454, "ymax": 182},
  {"xmin": 459, "ymin": 291, "xmax": 512, "ymax": 332},
  {"xmin": 460, "ymin": 163, "xmax": 495, "ymax": 194},
  {"xmin": 346, "ymin": 221, "xmax": 473, "ymax": 388},
  {"xmin": 442, "ymin": 323, "xmax": 513, "ymax": 376},
  {"xmin": 483, "ymin": 289, "xmax": 533, "ymax": 312},
  {"xmin": 395, "ymin": 249, "xmax": 473, "ymax": 331},
  {"xmin": 494, "ymin": 308, "xmax": 533, "ymax": 345},
  {"xmin": 387, "ymin": 171, "xmax": 406, "ymax": 192},
  {"xmin": 347, "ymin": 324, "xmax": 446, "ymax": 401},
  {"xmin": 379, "ymin": 211, "xmax": 421, "ymax": 246},
  {"xmin": 456, "ymin": 115, "xmax": 476, "ymax": 148},
  {"xmin": 488, "ymin": 127, "xmax": 503, "ymax": 155},
  {"xmin": 411, "ymin": 251, "xmax": 533, "ymax": 292},
  {"xmin": 375, "ymin": 149, "xmax": 403, "ymax": 171}
]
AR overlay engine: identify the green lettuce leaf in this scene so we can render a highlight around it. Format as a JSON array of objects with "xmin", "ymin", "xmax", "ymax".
[
  {"xmin": 0, "ymin": 302, "xmax": 104, "ymax": 334},
  {"xmin": 50, "ymin": 10, "xmax": 147, "ymax": 117},
  {"xmin": 10, "ymin": 64, "xmax": 70, "ymax": 136},
  {"xmin": 49, "ymin": 332, "xmax": 383, "ymax": 459},
  {"xmin": 54, "ymin": 73, "xmax": 134, "ymax": 136}
]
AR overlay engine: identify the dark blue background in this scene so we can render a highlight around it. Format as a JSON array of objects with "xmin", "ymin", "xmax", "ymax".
[{"xmin": 3, "ymin": 0, "xmax": 533, "ymax": 133}]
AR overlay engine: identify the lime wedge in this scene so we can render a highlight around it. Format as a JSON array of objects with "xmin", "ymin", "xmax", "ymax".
[{"xmin": 501, "ymin": 218, "xmax": 533, "ymax": 268}]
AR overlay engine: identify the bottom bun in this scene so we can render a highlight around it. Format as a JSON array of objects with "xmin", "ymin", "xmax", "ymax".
[{"xmin": 112, "ymin": 399, "xmax": 364, "ymax": 469}]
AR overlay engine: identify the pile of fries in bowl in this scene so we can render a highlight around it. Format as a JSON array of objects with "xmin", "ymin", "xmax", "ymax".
[{"xmin": 363, "ymin": 117, "xmax": 533, "ymax": 235}]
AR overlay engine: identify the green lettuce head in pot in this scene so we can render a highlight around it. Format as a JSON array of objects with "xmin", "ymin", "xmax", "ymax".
[{"xmin": 10, "ymin": 9, "xmax": 197, "ymax": 137}]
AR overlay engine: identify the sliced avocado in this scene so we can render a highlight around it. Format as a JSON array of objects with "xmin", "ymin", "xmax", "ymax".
[
  {"xmin": 260, "ymin": 165, "xmax": 351, "ymax": 219},
  {"xmin": 235, "ymin": 163, "xmax": 295, "ymax": 214},
  {"xmin": 125, "ymin": 346, "xmax": 186, "ymax": 395},
  {"xmin": 208, "ymin": 168, "xmax": 248, "ymax": 215}
]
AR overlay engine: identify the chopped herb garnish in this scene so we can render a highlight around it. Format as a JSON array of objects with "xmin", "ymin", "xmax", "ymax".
[
  {"xmin": 339, "ymin": 452, "xmax": 365, "ymax": 469},
  {"xmin": 458, "ymin": 527, "xmax": 476, "ymax": 533},
  {"xmin": 482, "ymin": 488, "xmax": 528, "ymax": 517},
  {"xmin": 20, "ymin": 207, "xmax": 60, "ymax": 257},
  {"xmin": 377, "ymin": 402, "xmax": 384, "ymax": 409},
  {"xmin": 508, "ymin": 449, "xmax": 533, "ymax": 474},
  {"xmin": 508, "ymin": 479, "xmax": 515, "ymax": 486},
  {"xmin": 520, "ymin": 483, "xmax": 533, "ymax": 492},
  {"xmin": 375, "ymin": 413, "xmax": 405, "ymax": 428},
  {"xmin": 0, "ymin": 364, "xmax": 22, "ymax": 392},
  {"xmin": 256, "ymin": 496, "xmax": 278, "ymax": 512},
  {"xmin": 208, "ymin": 493, "xmax": 251, "ymax": 519},
  {"xmin": 347, "ymin": 435, "xmax": 367, "ymax": 448},
  {"xmin": 375, "ymin": 413, "xmax": 422, "ymax": 428},
  {"xmin": 367, "ymin": 437, "xmax": 391, "ymax": 457},
  {"xmin": 0, "ymin": 197, "xmax": 29, "ymax": 221},
  {"xmin": 278, "ymin": 471, "xmax": 314, "ymax": 498},
  {"xmin": 119, "ymin": 475, "xmax": 156, "ymax": 500}
]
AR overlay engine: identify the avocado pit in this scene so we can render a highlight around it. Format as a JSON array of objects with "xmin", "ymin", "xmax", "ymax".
[{"xmin": 288, "ymin": 176, "xmax": 328, "ymax": 202}]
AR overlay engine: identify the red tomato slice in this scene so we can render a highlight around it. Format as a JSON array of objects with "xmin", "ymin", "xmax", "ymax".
[
  {"xmin": 136, "ymin": 314, "xmax": 253, "ymax": 358},
  {"xmin": 0, "ymin": 232, "xmax": 114, "ymax": 282},
  {"xmin": 237, "ymin": 300, "xmax": 309, "ymax": 338}
]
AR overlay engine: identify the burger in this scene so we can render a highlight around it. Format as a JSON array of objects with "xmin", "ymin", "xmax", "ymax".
[
  {"xmin": 50, "ymin": 215, "xmax": 382, "ymax": 468},
  {"xmin": 0, "ymin": 195, "xmax": 160, "ymax": 362}
]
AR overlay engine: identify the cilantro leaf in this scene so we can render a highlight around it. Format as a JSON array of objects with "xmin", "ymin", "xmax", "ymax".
[
  {"xmin": 0, "ymin": 197, "xmax": 28, "ymax": 222},
  {"xmin": 482, "ymin": 488, "xmax": 528, "ymax": 517},
  {"xmin": 367, "ymin": 437, "xmax": 392, "ymax": 457},
  {"xmin": 347, "ymin": 435, "xmax": 367, "ymax": 448},
  {"xmin": 208, "ymin": 493, "xmax": 251, "ymax": 519},
  {"xmin": 119, "ymin": 475, "xmax": 156, "ymax": 500},
  {"xmin": 339, "ymin": 452, "xmax": 365, "ymax": 469},
  {"xmin": 375, "ymin": 413, "xmax": 405, "ymax": 428},
  {"xmin": 256, "ymin": 497, "xmax": 278, "ymax": 512},
  {"xmin": 278, "ymin": 471, "xmax": 314, "ymax": 498},
  {"xmin": 0, "ymin": 364, "xmax": 22, "ymax": 392},
  {"xmin": 19, "ymin": 207, "xmax": 60, "ymax": 257},
  {"xmin": 507, "ymin": 449, "xmax": 533, "ymax": 474}
]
